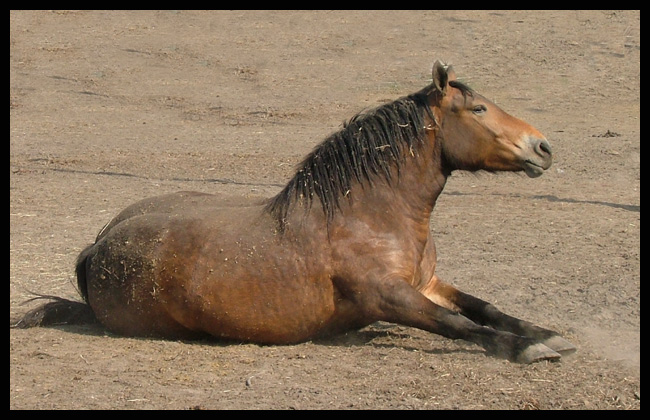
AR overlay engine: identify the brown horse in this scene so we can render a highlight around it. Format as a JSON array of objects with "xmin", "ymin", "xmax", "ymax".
[{"xmin": 14, "ymin": 60, "xmax": 575, "ymax": 363}]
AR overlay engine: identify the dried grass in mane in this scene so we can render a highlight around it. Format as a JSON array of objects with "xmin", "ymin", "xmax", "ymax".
[{"xmin": 265, "ymin": 86, "xmax": 442, "ymax": 230}]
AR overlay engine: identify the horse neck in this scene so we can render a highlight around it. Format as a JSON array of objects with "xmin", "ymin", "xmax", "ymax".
[{"xmin": 341, "ymin": 125, "xmax": 448, "ymax": 237}]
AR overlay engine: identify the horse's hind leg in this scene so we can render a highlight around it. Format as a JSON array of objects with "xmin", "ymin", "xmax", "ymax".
[{"xmin": 418, "ymin": 276, "xmax": 576, "ymax": 355}]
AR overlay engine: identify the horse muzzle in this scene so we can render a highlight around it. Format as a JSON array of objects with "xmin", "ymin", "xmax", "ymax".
[{"xmin": 522, "ymin": 137, "xmax": 552, "ymax": 178}]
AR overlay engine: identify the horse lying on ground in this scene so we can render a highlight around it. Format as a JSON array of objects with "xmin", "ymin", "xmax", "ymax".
[{"xmin": 13, "ymin": 60, "xmax": 575, "ymax": 364}]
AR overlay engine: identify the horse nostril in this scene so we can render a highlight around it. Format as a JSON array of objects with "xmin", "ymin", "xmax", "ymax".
[{"xmin": 536, "ymin": 139, "xmax": 552, "ymax": 157}]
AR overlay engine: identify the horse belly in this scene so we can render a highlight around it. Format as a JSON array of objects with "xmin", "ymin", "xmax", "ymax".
[
  {"xmin": 189, "ymin": 271, "xmax": 339, "ymax": 344},
  {"xmin": 171, "ymin": 234, "xmax": 339, "ymax": 344}
]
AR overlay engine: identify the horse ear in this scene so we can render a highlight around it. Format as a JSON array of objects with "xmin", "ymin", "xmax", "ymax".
[
  {"xmin": 432, "ymin": 60, "xmax": 449, "ymax": 95},
  {"xmin": 446, "ymin": 65, "xmax": 457, "ymax": 82}
]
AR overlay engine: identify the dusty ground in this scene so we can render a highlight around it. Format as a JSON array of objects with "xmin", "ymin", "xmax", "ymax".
[{"xmin": 10, "ymin": 11, "xmax": 640, "ymax": 410}]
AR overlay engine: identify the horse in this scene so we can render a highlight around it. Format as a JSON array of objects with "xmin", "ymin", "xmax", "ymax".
[{"xmin": 13, "ymin": 60, "xmax": 575, "ymax": 364}]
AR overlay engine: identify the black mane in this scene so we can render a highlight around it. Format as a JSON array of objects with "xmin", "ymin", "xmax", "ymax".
[{"xmin": 265, "ymin": 86, "xmax": 444, "ymax": 230}]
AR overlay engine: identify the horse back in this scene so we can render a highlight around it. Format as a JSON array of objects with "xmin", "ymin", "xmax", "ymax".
[{"xmin": 95, "ymin": 191, "xmax": 264, "ymax": 241}]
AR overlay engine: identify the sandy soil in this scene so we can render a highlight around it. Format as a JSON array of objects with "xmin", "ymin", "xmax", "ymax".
[{"xmin": 10, "ymin": 10, "xmax": 639, "ymax": 409}]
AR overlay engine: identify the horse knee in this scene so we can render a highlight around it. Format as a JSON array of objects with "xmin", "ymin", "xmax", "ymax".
[{"xmin": 417, "ymin": 277, "xmax": 462, "ymax": 312}]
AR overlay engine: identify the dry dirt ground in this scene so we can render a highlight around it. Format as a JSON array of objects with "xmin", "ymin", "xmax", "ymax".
[{"xmin": 10, "ymin": 11, "xmax": 640, "ymax": 410}]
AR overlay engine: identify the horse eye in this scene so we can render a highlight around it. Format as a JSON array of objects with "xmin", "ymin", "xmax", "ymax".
[{"xmin": 472, "ymin": 105, "xmax": 487, "ymax": 114}]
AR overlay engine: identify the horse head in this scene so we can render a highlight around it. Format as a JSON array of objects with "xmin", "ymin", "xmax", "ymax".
[{"xmin": 429, "ymin": 60, "xmax": 552, "ymax": 178}]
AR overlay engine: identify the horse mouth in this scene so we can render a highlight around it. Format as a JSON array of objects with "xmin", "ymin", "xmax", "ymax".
[{"xmin": 523, "ymin": 160, "xmax": 546, "ymax": 178}]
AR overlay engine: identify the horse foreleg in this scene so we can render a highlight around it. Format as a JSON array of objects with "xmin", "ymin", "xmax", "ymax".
[
  {"xmin": 337, "ymin": 277, "xmax": 561, "ymax": 363},
  {"xmin": 418, "ymin": 276, "xmax": 576, "ymax": 355}
]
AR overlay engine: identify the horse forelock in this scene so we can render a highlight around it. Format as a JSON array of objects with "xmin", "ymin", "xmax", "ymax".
[{"xmin": 265, "ymin": 91, "xmax": 434, "ymax": 231}]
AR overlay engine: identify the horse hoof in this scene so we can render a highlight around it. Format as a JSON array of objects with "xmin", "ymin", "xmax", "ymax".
[
  {"xmin": 542, "ymin": 335, "xmax": 576, "ymax": 355},
  {"xmin": 516, "ymin": 343, "xmax": 561, "ymax": 364}
]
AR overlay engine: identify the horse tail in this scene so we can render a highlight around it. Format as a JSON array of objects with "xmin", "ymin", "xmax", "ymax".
[{"xmin": 11, "ymin": 244, "xmax": 98, "ymax": 329}]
